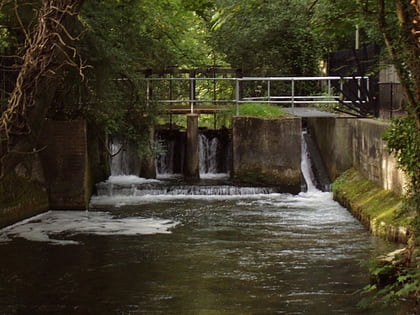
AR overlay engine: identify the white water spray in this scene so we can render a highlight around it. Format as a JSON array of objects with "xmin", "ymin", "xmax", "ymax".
[{"xmin": 301, "ymin": 131, "xmax": 319, "ymax": 192}]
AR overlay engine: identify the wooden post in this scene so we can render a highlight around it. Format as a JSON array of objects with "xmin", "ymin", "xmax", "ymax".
[{"xmin": 184, "ymin": 114, "xmax": 199, "ymax": 180}]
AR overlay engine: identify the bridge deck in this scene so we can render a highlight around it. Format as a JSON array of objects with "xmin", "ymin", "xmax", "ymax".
[
  {"xmin": 165, "ymin": 106, "xmax": 229, "ymax": 114},
  {"xmin": 165, "ymin": 106, "xmax": 338, "ymax": 117},
  {"xmin": 281, "ymin": 107, "xmax": 338, "ymax": 117}
]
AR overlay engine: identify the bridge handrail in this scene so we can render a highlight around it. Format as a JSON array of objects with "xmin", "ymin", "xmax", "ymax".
[
  {"xmin": 139, "ymin": 75, "xmax": 366, "ymax": 81},
  {"xmin": 138, "ymin": 76, "xmax": 370, "ymax": 114}
]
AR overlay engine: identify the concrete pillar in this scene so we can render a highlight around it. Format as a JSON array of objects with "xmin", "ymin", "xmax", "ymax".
[
  {"xmin": 140, "ymin": 126, "xmax": 156, "ymax": 179},
  {"xmin": 184, "ymin": 114, "xmax": 199, "ymax": 180}
]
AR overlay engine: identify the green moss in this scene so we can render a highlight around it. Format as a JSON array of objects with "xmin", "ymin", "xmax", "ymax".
[{"xmin": 332, "ymin": 168, "xmax": 410, "ymax": 242}]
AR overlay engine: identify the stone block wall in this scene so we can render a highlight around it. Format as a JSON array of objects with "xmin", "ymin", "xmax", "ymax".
[
  {"xmin": 308, "ymin": 117, "xmax": 406, "ymax": 195},
  {"xmin": 232, "ymin": 116, "xmax": 302, "ymax": 193},
  {"xmin": 307, "ymin": 117, "xmax": 354, "ymax": 181},
  {"xmin": 352, "ymin": 119, "xmax": 406, "ymax": 194}
]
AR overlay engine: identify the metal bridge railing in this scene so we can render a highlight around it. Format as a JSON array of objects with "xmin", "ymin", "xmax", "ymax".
[{"xmin": 138, "ymin": 76, "xmax": 370, "ymax": 115}]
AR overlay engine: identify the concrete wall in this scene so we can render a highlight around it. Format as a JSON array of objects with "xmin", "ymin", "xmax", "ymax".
[
  {"xmin": 0, "ymin": 155, "xmax": 49, "ymax": 229},
  {"xmin": 308, "ymin": 117, "xmax": 406, "ymax": 195},
  {"xmin": 306, "ymin": 117, "xmax": 354, "ymax": 181},
  {"xmin": 232, "ymin": 116, "xmax": 301, "ymax": 193},
  {"xmin": 39, "ymin": 120, "xmax": 90, "ymax": 209}
]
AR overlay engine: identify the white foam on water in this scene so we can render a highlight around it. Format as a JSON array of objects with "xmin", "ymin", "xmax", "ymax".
[
  {"xmin": 0, "ymin": 211, "xmax": 178, "ymax": 245},
  {"xmin": 106, "ymin": 175, "xmax": 161, "ymax": 185},
  {"xmin": 90, "ymin": 192, "xmax": 274, "ymax": 207},
  {"xmin": 199, "ymin": 173, "xmax": 230, "ymax": 180}
]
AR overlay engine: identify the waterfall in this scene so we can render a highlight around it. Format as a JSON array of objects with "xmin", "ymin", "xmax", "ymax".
[
  {"xmin": 156, "ymin": 138, "xmax": 176, "ymax": 175},
  {"xmin": 199, "ymin": 134, "xmax": 220, "ymax": 174},
  {"xmin": 109, "ymin": 138, "xmax": 141, "ymax": 176},
  {"xmin": 156, "ymin": 129, "xmax": 231, "ymax": 176},
  {"xmin": 301, "ymin": 131, "xmax": 318, "ymax": 192},
  {"xmin": 301, "ymin": 130, "xmax": 331, "ymax": 192},
  {"xmin": 110, "ymin": 141, "xmax": 126, "ymax": 176}
]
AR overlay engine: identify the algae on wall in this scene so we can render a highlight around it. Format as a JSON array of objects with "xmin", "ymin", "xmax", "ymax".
[
  {"xmin": 0, "ymin": 172, "xmax": 48, "ymax": 229},
  {"xmin": 332, "ymin": 168, "xmax": 410, "ymax": 243}
]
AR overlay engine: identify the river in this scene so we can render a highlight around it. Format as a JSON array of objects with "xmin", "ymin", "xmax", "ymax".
[{"xmin": 0, "ymin": 174, "xmax": 395, "ymax": 314}]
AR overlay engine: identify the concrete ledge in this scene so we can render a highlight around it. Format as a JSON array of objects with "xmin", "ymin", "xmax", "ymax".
[{"xmin": 232, "ymin": 116, "xmax": 302, "ymax": 192}]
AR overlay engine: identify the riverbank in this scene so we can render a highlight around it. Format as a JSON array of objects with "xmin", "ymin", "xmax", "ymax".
[{"xmin": 333, "ymin": 168, "xmax": 420, "ymax": 312}]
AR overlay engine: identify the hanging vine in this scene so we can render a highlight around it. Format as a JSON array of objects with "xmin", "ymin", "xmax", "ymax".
[{"xmin": 0, "ymin": 0, "xmax": 85, "ymax": 177}]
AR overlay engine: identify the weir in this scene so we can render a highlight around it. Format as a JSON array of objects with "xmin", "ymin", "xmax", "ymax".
[{"xmin": 110, "ymin": 125, "xmax": 325, "ymax": 194}]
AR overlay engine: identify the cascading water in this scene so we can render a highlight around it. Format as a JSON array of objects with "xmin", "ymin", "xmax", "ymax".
[
  {"xmin": 301, "ymin": 130, "xmax": 318, "ymax": 192},
  {"xmin": 109, "ymin": 137, "xmax": 141, "ymax": 176},
  {"xmin": 156, "ymin": 129, "xmax": 231, "ymax": 176},
  {"xmin": 156, "ymin": 138, "xmax": 177, "ymax": 175},
  {"xmin": 199, "ymin": 133, "xmax": 222, "ymax": 174}
]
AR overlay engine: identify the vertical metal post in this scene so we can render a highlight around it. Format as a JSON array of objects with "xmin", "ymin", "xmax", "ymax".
[
  {"xmin": 291, "ymin": 79, "xmax": 295, "ymax": 110},
  {"xmin": 327, "ymin": 79, "xmax": 331, "ymax": 97},
  {"xmin": 339, "ymin": 79, "xmax": 344, "ymax": 100},
  {"xmin": 366, "ymin": 76, "xmax": 370, "ymax": 101},
  {"xmin": 267, "ymin": 79, "xmax": 271, "ymax": 102},
  {"xmin": 190, "ymin": 77, "xmax": 195, "ymax": 114},
  {"xmin": 235, "ymin": 78, "xmax": 240, "ymax": 115},
  {"xmin": 146, "ymin": 79, "xmax": 150, "ymax": 105}
]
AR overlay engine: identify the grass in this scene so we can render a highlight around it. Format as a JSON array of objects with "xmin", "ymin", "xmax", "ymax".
[
  {"xmin": 157, "ymin": 103, "xmax": 287, "ymax": 129},
  {"xmin": 236, "ymin": 103, "xmax": 286, "ymax": 118}
]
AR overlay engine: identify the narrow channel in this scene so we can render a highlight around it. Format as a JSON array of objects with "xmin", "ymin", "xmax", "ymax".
[{"xmin": 0, "ymin": 133, "xmax": 395, "ymax": 314}]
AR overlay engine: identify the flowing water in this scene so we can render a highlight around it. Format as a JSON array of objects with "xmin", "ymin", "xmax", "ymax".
[
  {"xmin": 0, "ymin": 134, "xmax": 396, "ymax": 314},
  {"xmin": 0, "ymin": 174, "xmax": 395, "ymax": 314}
]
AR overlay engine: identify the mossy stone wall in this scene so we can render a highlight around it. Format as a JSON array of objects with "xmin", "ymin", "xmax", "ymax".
[{"xmin": 333, "ymin": 168, "xmax": 409, "ymax": 243}]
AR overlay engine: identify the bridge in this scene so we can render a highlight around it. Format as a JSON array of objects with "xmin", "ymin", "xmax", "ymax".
[{"xmin": 138, "ymin": 75, "xmax": 371, "ymax": 117}]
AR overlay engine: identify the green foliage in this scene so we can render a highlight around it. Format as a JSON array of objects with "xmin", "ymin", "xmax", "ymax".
[
  {"xmin": 310, "ymin": 0, "xmax": 384, "ymax": 53},
  {"xmin": 0, "ymin": 19, "xmax": 9, "ymax": 54},
  {"xmin": 47, "ymin": 0, "xmax": 218, "ymax": 150},
  {"xmin": 357, "ymin": 257, "xmax": 419, "ymax": 312},
  {"xmin": 210, "ymin": 0, "xmax": 322, "ymax": 77},
  {"xmin": 236, "ymin": 103, "xmax": 285, "ymax": 118},
  {"xmin": 383, "ymin": 117, "xmax": 420, "ymax": 228},
  {"xmin": 383, "ymin": 117, "xmax": 420, "ymax": 185}
]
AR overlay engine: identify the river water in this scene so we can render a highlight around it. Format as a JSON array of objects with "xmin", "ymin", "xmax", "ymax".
[{"xmin": 0, "ymin": 174, "xmax": 395, "ymax": 314}]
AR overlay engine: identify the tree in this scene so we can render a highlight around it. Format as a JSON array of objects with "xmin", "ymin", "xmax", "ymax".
[
  {"xmin": 377, "ymin": 0, "xmax": 420, "ymax": 130},
  {"xmin": 0, "ymin": 0, "xmax": 85, "ymax": 177},
  {"xmin": 48, "ymin": 0, "xmax": 216, "ymax": 142},
  {"xmin": 210, "ymin": 0, "xmax": 322, "ymax": 77}
]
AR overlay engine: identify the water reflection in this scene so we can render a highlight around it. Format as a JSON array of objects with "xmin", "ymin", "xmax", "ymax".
[{"xmin": 0, "ymin": 180, "xmax": 395, "ymax": 314}]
